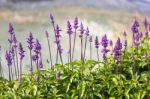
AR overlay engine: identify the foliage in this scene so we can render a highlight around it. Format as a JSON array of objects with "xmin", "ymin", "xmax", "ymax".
[{"xmin": 0, "ymin": 37, "xmax": 150, "ymax": 99}]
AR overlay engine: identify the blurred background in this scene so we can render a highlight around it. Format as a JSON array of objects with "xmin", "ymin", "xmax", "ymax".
[{"xmin": 0, "ymin": 0, "xmax": 150, "ymax": 77}]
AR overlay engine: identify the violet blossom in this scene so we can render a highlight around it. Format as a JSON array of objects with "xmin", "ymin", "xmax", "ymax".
[
  {"xmin": 113, "ymin": 38, "xmax": 122, "ymax": 64},
  {"xmin": 95, "ymin": 36, "xmax": 100, "ymax": 61},
  {"xmin": 101, "ymin": 34, "xmax": 109, "ymax": 60}
]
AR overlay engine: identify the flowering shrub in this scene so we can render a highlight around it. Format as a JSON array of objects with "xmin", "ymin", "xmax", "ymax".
[{"xmin": 0, "ymin": 15, "xmax": 150, "ymax": 99}]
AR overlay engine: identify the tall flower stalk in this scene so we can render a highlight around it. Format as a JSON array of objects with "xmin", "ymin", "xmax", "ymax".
[
  {"xmin": 18, "ymin": 43, "xmax": 25, "ymax": 83},
  {"xmin": 5, "ymin": 50, "xmax": 12, "ymax": 81},
  {"xmin": 55, "ymin": 25, "xmax": 63, "ymax": 65},
  {"xmin": 113, "ymin": 38, "xmax": 122, "ymax": 76},
  {"xmin": 8, "ymin": 23, "xmax": 14, "ymax": 48},
  {"xmin": 89, "ymin": 36, "xmax": 93, "ymax": 60},
  {"xmin": 83, "ymin": 27, "xmax": 89, "ymax": 60},
  {"xmin": 72, "ymin": 17, "xmax": 78, "ymax": 61},
  {"xmin": 50, "ymin": 14, "xmax": 59, "ymax": 64},
  {"xmin": 79, "ymin": 23, "xmax": 85, "ymax": 61},
  {"xmin": 45, "ymin": 31, "xmax": 53, "ymax": 68},
  {"xmin": 101, "ymin": 34, "xmax": 109, "ymax": 62},
  {"xmin": 11, "ymin": 47, "xmax": 17, "ymax": 79},
  {"xmin": 34, "ymin": 39, "xmax": 41, "ymax": 70},
  {"xmin": 12, "ymin": 35, "xmax": 19, "ymax": 79},
  {"xmin": 95, "ymin": 36, "xmax": 100, "ymax": 61},
  {"xmin": 66, "ymin": 21, "xmax": 73, "ymax": 65},
  {"xmin": 27, "ymin": 32, "xmax": 34, "ymax": 77},
  {"xmin": 131, "ymin": 19, "xmax": 140, "ymax": 76}
]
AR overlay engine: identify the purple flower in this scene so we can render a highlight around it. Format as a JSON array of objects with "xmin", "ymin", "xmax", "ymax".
[
  {"xmin": 34, "ymin": 39, "xmax": 41, "ymax": 54},
  {"xmin": 140, "ymin": 32, "xmax": 143, "ymax": 39},
  {"xmin": 8, "ymin": 23, "xmax": 14, "ymax": 35},
  {"xmin": 5, "ymin": 50, "xmax": 12, "ymax": 66},
  {"xmin": 45, "ymin": 30, "xmax": 49, "ymax": 38},
  {"xmin": 74, "ymin": 17, "xmax": 78, "ymax": 29},
  {"xmin": 66, "ymin": 21, "xmax": 73, "ymax": 35},
  {"xmin": 131, "ymin": 19, "xmax": 139, "ymax": 34},
  {"xmin": 10, "ymin": 47, "xmax": 15, "ymax": 57},
  {"xmin": 55, "ymin": 24, "xmax": 62, "ymax": 39},
  {"xmin": 124, "ymin": 40, "xmax": 127, "ymax": 47},
  {"xmin": 114, "ymin": 38, "xmax": 122, "ymax": 51},
  {"xmin": 102, "ymin": 48, "xmax": 109, "ymax": 59},
  {"xmin": 12, "ymin": 35, "xmax": 18, "ymax": 48},
  {"xmin": 32, "ymin": 55, "xmax": 38, "ymax": 62},
  {"xmin": 57, "ymin": 44, "xmax": 63, "ymax": 54},
  {"xmin": 8, "ymin": 37, "xmax": 13, "ymax": 44},
  {"xmin": 86, "ymin": 27, "xmax": 89, "ymax": 36},
  {"xmin": 38, "ymin": 60, "xmax": 43, "ymax": 69},
  {"xmin": 113, "ymin": 38, "xmax": 122, "ymax": 64},
  {"xmin": 56, "ymin": 70, "xmax": 60, "ymax": 80},
  {"xmin": 27, "ymin": 32, "xmax": 34, "ymax": 50},
  {"xmin": 101, "ymin": 34, "xmax": 109, "ymax": 60},
  {"xmin": 95, "ymin": 36, "xmax": 99, "ymax": 48},
  {"xmin": 50, "ymin": 14, "xmax": 55, "ymax": 24},
  {"xmin": 101, "ymin": 34, "xmax": 109, "ymax": 48},
  {"xmin": 89, "ymin": 35, "xmax": 93, "ymax": 42},
  {"xmin": 79, "ymin": 22, "xmax": 85, "ymax": 38},
  {"xmin": 19, "ymin": 43, "xmax": 25, "ymax": 60},
  {"xmin": 144, "ymin": 18, "xmax": 149, "ymax": 30},
  {"xmin": 133, "ymin": 32, "xmax": 140, "ymax": 46}
]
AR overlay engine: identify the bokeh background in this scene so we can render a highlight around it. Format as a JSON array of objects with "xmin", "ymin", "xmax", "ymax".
[{"xmin": 0, "ymin": 0, "xmax": 150, "ymax": 77}]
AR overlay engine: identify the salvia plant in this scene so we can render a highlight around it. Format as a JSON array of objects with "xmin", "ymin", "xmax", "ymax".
[{"xmin": 0, "ymin": 14, "xmax": 150, "ymax": 99}]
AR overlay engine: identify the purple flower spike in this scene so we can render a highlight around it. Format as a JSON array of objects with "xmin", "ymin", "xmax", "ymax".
[
  {"xmin": 8, "ymin": 37, "xmax": 13, "ymax": 44},
  {"xmin": 55, "ymin": 24, "xmax": 62, "ymax": 39},
  {"xmin": 56, "ymin": 70, "xmax": 60, "ymax": 80},
  {"xmin": 50, "ymin": 14, "xmax": 55, "ymax": 24},
  {"xmin": 57, "ymin": 44, "xmax": 63, "ymax": 54},
  {"xmin": 74, "ymin": 17, "xmax": 78, "ymax": 29},
  {"xmin": 101, "ymin": 34, "xmax": 109, "ymax": 48},
  {"xmin": 38, "ymin": 60, "xmax": 43, "ymax": 69},
  {"xmin": 34, "ymin": 39, "xmax": 42, "ymax": 54},
  {"xmin": 131, "ymin": 19, "xmax": 139, "ymax": 34},
  {"xmin": 27, "ymin": 32, "xmax": 34, "ymax": 50},
  {"xmin": 114, "ymin": 38, "xmax": 122, "ymax": 52},
  {"xmin": 5, "ymin": 50, "xmax": 12, "ymax": 66},
  {"xmin": 32, "ymin": 55, "xmax": 38, "ymax": 62},
  {"xmin": 19, "ymin": 43, "xmax": 25, "ymax": 60},
  {"xmin": 101, "ymin": 34, "xmax": 109, "ymax": 60},
  {"xmin": 140, "ymin": 32, "xmax": 143, "ymax": 39},
  {"xmin": 8, "ymin": 23, "xmax": 14, "ymax": 35},
  {"xmin": 89, "ymin": 36, "xmax": 93, "ymax": 42},
  {"xmin": 86, "ymin": 27, "xmax": 89, "ymax": 36},
  {"xmin": 67, "ymin": 21, "xmax": 73, "ymax": 35},
  {"xmin": 144, "ymin": 18, "xmax": 149, "ymax": 30},
  {"xmin": 12, "ymin": 35, "xmax": 18, "ymax": 48},
  {"xmin": 113, "ymin": 38, "xmax": 122, "ymax": 64},
  {"xmin": 134, "ymin": 32, "xmax": 140, "ymax": 46},
  {"xmin": 45, "ymin": 30, "xmax": 49, "ymax": 38},
  {"xmin": 95, "ymin": 36, "xmax": 99, "ymax": 48},
  {"xmin": 5, "ymin": 50, "xmax": 12, "ymax": 81},
  {"xmin": 124, "ymin": 40, "xmax": 127, "ymax": 47},
  {"xmin": 79, "ymin": 22, "xmax": 85, "ymax": 38}
]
